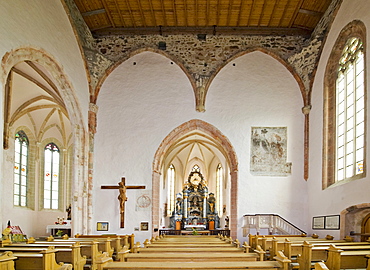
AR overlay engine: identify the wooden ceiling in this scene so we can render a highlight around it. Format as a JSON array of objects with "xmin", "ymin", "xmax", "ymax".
[{"xmin": 72, "ymin": 0, "xmax": 332, "ymax": 36}]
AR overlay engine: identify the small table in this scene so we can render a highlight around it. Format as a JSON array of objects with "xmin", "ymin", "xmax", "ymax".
[
  {"xmin": 184, "ymin": 224, "xmax": 206, "ymax": 230},
  {"xmin": 46, "ymin": 224, "xmax": 71, "ymax": 236}
]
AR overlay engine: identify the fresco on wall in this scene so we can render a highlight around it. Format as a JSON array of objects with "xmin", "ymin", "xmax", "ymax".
[
  {"xmin": 250, "ymin": 127, "xmax": 292, "ymax": 176},
  {"xmin": 135, "ymin": 190, "xmax": 152, "ymax": 211}
]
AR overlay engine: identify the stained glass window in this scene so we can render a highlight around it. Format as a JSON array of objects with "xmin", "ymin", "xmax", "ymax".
[
  {"xmin": 336, "ymin": 37, "xmax": 365, "ymax": 182},
  {"xmin": 14, "ymin": 131, "xmax": 28, "ymax": 207},
  {"xmin": 44, "ymin": 143, "xmax": 60, "ymax": 209}
]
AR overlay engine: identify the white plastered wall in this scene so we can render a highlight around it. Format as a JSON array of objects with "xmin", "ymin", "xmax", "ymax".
[
  {"xmin": 0, "ymin": 0, "xmax": 89, "ymax": 236},
  {"xmin": 94, "ymin": 50, "xmax": 306, "ymax": 243},
  {"xmin": 309, "ymin": 0, "xmax": 370, "ymax": 239}
]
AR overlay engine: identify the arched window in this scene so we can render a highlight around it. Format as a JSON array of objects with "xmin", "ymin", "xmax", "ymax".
[
  {"xmin": 216, "ymin": 164, "xmax": 223, "ymax": 216},
  {"xmin": 323, "ymin": 20, "xmax": 366, "ymax": 188},
  {"xmin": 14, "ymin": 131, "xmax": 28, "ymax": 207},
  {"xmin": 167, "ymin": 164, "xmax": 175, "ymax": 216},
  {"xmin": 336, "ymin": 37, "xmax": 365, "ymax": 182},
  {"xmin": 44, "ymin": 143, "xmax": 60, "ymax": 209}
]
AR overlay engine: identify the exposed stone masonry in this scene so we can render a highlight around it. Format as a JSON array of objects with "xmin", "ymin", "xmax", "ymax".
[{"xmin": 63, "ymin": 0, "xmax": 343, "ymax": 110}]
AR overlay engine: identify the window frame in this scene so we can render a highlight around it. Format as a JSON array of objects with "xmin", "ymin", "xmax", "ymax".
[
  {"xmin": 43, "ymin": 142, "xmax": 61, "ymax": 210},
  {"xmin": 323, "ymin": 20, "xmax": 367, "ymax": 189},
  {"xmin": 13, "ymin": 130, "xmax": 29, "ymax": 207}
]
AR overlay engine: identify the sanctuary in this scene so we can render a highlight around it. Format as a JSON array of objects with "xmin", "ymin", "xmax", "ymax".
[{"xmin": 170, "ymin": 169, "xmax": 220, "ymax": 231}]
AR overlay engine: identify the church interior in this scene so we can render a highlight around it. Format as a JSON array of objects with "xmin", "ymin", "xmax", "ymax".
[{"xmin": 1, "ymin": 0, "xmax": 370, "ymax": 265}]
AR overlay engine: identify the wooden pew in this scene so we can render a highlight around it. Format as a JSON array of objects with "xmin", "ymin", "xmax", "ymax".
[
  {"xmin": 74, "ymin": 234, "xmax": 133, "ymax": 252},
  {"xmin": 325, "ymin": 244, "xmax": 370, "ymax": 270},
  {"xmin": 7, "ymin": 240, "xmax": 105, "ymax": 270},
  {"xmin": 249, "ymin": 234, "xmax": 310, "ymax": 249},
  {"xmin": 269, "ymin": 236, "xmax": 347, "ymax": 260},
  {"xmin": 0, "ymin": 251, "xmax": 17, "ymax": 270},
  {"xmin": 44, "ymin": 236, "xmax": 115, "ymax": 257},
  {"xmin": 284, "ymin": 238, "xmax": 370, "ymax": 261},
  {"xmin": 0, "ymin": 242, "xmax": 86, "ymax": 270},
  {"xmin": 314, "ymin": 262, "xmax": 329, "ymax": 270},
  {"xmin": 96, "ymin": 250, "xmax": 291, "ymax": 270},
  {"xmin": 290, "ymin": 241, "xmax": 370, "ymax": 270},
  {"xmin": 11, "ymin": 246, "xmax": 72, "ymax": 270}
]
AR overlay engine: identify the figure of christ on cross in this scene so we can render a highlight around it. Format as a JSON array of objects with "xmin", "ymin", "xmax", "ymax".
[{"xmin": 101, "ymin": 177, "xmax": 145, "ymax": 228}]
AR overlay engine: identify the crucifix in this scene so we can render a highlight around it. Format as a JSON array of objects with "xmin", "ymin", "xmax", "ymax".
[{"xmin": 101, "ymin": 177, "xmax": 145, "ymax": 228}]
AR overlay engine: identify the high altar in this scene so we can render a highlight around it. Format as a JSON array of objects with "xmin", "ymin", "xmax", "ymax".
[{"xmin": 170, "ymin": 170, "xmax": 220, "ymax": 230}]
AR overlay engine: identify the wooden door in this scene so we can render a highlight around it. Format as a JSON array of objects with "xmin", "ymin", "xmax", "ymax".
[{"xmin": 361, "ymin": 213, "xmax": 370, "ymax": 242}]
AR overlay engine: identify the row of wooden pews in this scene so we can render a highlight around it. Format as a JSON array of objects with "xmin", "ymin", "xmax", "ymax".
[
  {"xmin": 250, "ymin": 233, "xmax": 370, "ymax": 270},
  {"xmin": 95, "ymin": 234, "xmax": 293, "ymax": 270},
  {"xmin": 0, "ymin": 233, "xmax": 134, "ymax": 270}
]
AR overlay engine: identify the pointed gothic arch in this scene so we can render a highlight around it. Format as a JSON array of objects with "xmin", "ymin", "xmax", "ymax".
[
  {"xmin": 1, "ymin": 47, "xmax": 89, "ymax": 234},
  {"xmin": 152, "ymin": 119, "xmax": 238, "ymax": 238}
]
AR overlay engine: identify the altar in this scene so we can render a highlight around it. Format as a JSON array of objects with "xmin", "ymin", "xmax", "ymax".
[{"xmin": 170, "ymin": 169, "xmax": 220, "ymax": 230}]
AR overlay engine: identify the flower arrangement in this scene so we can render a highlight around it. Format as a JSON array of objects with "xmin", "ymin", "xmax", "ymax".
[{"xmin": 192, "ymin": 227, "xmax": 198, "ymax": 235}]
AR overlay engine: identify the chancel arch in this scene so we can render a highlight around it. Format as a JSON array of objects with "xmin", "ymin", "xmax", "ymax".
[
  {"xmin": 152, "ymin": 119, "xmax": 238, "ymax": 238},
  {"xmin": 1, "ymin": 47, "xmax": 88, "ymax": 236}
]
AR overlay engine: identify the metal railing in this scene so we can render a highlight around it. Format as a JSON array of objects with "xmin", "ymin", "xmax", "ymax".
[{"xmin": 242, "ymin": 214, "xmax": 305, "ymax": 236}]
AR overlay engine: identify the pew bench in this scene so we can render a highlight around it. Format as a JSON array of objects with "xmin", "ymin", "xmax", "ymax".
[
  {"xmin": 97, "ymin": 250, "xmax": 290, "ymax": 270},
  {"xmin": 7, "ymin": 240, "xmax": 109, "ymax": 270},
  {"xmin": 325, "ymin": 245, "xmax": 370, "ymax": 270},
  {"xmin": 0, "ymin": 251, "xmax": 17, "ymax": 270},
  {"xmin": 10, "ymin": 247, "xmax": 72, "ymax": 270},
  {"xmin": 120, "ymin": 252, "xmax": 259, "ymax": 262},
  {"xmin": 290, "ymin": 242, "xmax": 370, "ymax": 270},
  {"xmin": 0, "ymin": 242, "xmax": 86, "ymax": 270}
]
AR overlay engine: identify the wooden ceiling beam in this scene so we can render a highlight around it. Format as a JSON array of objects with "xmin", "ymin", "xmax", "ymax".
[
  {"xmin": 246, "ymin": 0, "xmax": 255, "ymax": 26},
  {"xmin": 92, "ymin": 26, "xmax": 311, "ymax": 36},
  {"xmin": 184, "ymin": 0, "xmax": 189, "ymax": 27},
  {"xmin": 135, "ymin": 0, "xmax": 147, "ymax": 27},
  {"xmin": 216, "ymin": 0, "xmax": 221, "ymax": 26},
  {"xmin": 258, "ymin": 0, "xmax": 268, "ymax": 26},
  {"xmin": 267, "ymin": 0, "xmax": 279, "ymax": 27},
  {"xmin": 101, "ymin": 0, "xmax": 116, "ymax": 27},
  {"xmin": 288, "ymin": 0, "xmax": 305, "ymax": 28},
  {"xmin": 298, "ymin": 8, "xmax": 323, "ymax": 17},
  {"xmin": 81, "ymin": 8, "xmax": 106, "ymax": 17},
  {"xmin": 160, "ymin": 0, "xmax": 167, "ymax": 26},
  {"xmin": 278, "ymin": 0, "xmax": 292, "ymax": 27},
  {"xmin": 236, "ymin": 0, "xmax": 244, "ymax": 27},
  {"xmin": 149, "ymin": 0, "xmax": 157, "ymax": 27},
  {"xmin": 227, "ymin": 0, "xmax": 233, "ymax": 26},
  {"xmin": 124, "ymin": 0, "xmax": 136, "ymax": 27},
  {"xmin": 112, "ymin": 0, "xmax": 126, "ymax": 27},
  {"xmin": 173, "ymin": 0, "xmax": 178, "ymax": 26}
]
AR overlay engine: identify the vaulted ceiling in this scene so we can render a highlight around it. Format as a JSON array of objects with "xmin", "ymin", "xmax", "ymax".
[{"xmin": 73, "ymin": 0, "xmax": 332, "ymax": 36}]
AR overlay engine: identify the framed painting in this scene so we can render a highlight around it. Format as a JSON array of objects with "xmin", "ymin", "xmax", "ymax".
[
  {"xmin": 140, "ymin": 222, "xmax": 149, "ymax": 231},
  {"xmin": 325, "ymin": 215, "xmax": 340, "ymax": 230},
  {"xmin": 312, "ymin": 216, "xmax": 325, "ymax": 230},
  {"xmin": 97, "ymin": 222, "xmax": 109, "ymax": 231}
]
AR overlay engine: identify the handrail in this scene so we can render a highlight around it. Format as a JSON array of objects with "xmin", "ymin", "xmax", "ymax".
[{"xmin": 242, "ymin": 214, "xmax": 306, "ymax": 235}]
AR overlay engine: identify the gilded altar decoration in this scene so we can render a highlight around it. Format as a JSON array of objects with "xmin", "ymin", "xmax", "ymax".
[
  {"xmin": 169, "ymin": 168, "xmax": 220, "ymax": 230},
  {"xmin": 250, "ymin": 127, "xmax": 292, "ymax": 176}
]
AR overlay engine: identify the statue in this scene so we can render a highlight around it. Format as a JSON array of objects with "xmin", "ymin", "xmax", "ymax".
[
  {"xmin": 208, "ymin": 193, "xmax": 216, "ymax": 214},
  {"xmin": 66, "ymin": 204, "xmax": 71, "ymax": 220},
  {"xmin": 175, "ymin": 194, "xmax": 182, "ymax": 215},
  {"xmin": 118, "ymin": 181, "xmax": 127, "ymax": 215},
  {"xmin": 225, "ymin": 216, "xmax": 229, "ymax": 228}
]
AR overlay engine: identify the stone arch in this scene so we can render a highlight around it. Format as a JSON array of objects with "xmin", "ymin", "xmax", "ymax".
[
  {"xmin": 152, "ymin": 119, "xmax": 238, "ymax": 238},
  {"xmin": 205, "ymin": 47, "xmax": 307, "ymax": 107},
  {"xmin": 340, "ymin": 203, "xmax": 370, "ymax": 241},
  {"xmin": 92, "ymin": 48, "xmax": 197, "ymax": 104},
  {"xmin": 1, "ymin": 46, "xmax": 89, "ymax": 234}
]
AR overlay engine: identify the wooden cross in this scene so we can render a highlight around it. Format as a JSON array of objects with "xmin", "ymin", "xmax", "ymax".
[{"xmin": 101, "ymin": 177, "xmax": 145, "ymax": 228}]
